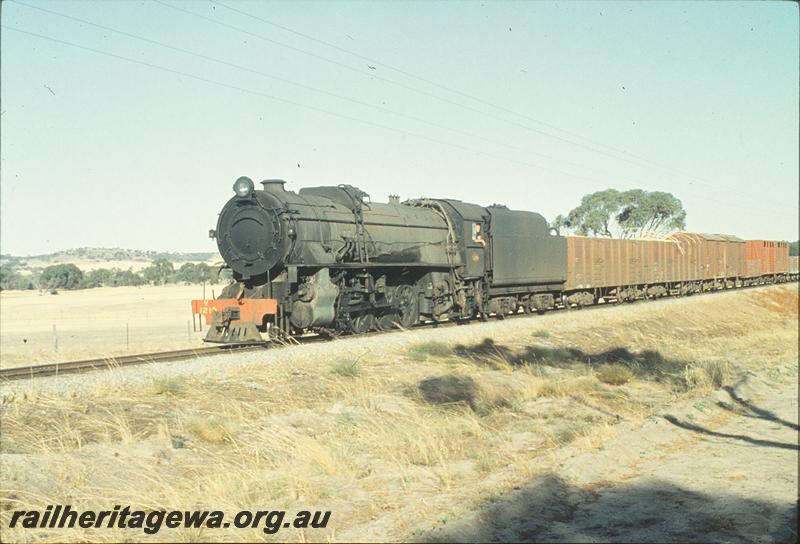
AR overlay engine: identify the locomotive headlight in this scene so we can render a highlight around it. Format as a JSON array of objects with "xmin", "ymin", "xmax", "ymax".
[{"xmin": 233, "ymin": 176, "xmax": 255, "ymax": 198}]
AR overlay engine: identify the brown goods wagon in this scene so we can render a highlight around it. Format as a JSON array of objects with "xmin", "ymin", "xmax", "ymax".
[
  {"xmin": 776, "ymin": 241, "xmax": 790, "ymax": 273},
  {"xmin": 565, "ymin": 236, "xmax": 681, "ymax": 290},
  {"xmin": 719, "ymin": 234, "xmax": 746, "ymax": 277},
  {"xmin": 667, "ymin": 232, "xmax": 702, "ymax": 281},
  {"xmin": 669, "ymin": 233, "xmax": 745, "ymax": 280},
  {"xmin": 745, "ymin": 240, "xmax": 789, "ymax": 276}
]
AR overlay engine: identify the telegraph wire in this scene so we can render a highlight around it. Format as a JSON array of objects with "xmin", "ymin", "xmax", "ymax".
[
  {"xmin": 9, "ymin": 0, "xmax": 633, "ymax": 182},
  {"xmin": 151, "ymin": 0, "xmax": 778, "ymax": 208},
  {"xmin": 151, "ymin": 1, "xmax": 680, "ymax": 173},
  {"xmin": 2, "ymin": 17, "xmax": 781, "ymax": 213},
  {"xmin": 211, "ymin": 0, "xmax": 768, "ymax": 200},
  {"xmin": 1, "ymin": 25, "xmax": 618, "ymax": 187},
  {"xmin": 11, "ymin": 2, "xmax": 773, "ymax": 213}
]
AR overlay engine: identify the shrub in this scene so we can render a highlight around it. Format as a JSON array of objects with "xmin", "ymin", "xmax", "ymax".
[
  {"xmin": 174, "ymin": 262, "xmax": 214, "ymax": 284},
  {"xmin": 0, "ymin": 265, "xmax": 37, "ymax": 290},
  {"xmin": 142, "ymin": 258, "xmax": 174, "ymax": 285},
  {"xmin": 40, "ymin": 263, "xmax": 83, "ymax": 290},
  {"xmin": 80, "ymin": 268, "xmax": 112, "ymax": 288},
  {"xmin": 109, "ymin": 268, "xmax": 145, "ymax": 287}
]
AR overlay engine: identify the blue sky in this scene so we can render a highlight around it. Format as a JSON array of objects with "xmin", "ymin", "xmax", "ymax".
[{"xmin": 1, "ymin": 0, "xmax": 797, "ymax": 255}]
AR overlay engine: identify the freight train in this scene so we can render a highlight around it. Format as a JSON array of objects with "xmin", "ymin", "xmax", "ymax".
[{"xmin": 191, "ymin": 177, "xmax": 795, "ymax": 343}]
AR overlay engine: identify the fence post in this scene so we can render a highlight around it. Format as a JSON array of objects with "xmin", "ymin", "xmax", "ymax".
[
  {"xmin": 201, "ymin": 282, "xmax": 206, "ymax": 333},
  {"xmin": 53, "ymin": 324, "xmax": 58, "ymax": 353},
  {"xmin": 187, "ymin": 320, "xmax": 191, "ymax": 343}
]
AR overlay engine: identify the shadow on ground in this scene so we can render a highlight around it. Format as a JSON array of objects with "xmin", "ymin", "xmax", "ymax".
[
  {"xmin": 414, "ymin": 339, "xmax": 694, "ymax": 411},
  {"xmin": 419, "ymin": 473, "xmax": 798, "ymax": 543},
  {"xmin": 720, "ymin": 384, "xmax": 800, "ymax": 431},
  {"xmin": 452, "ymin": 338, "xmax": 690, "ymax": 385},
  {"xmin": 663, "ymin": 414, "xmax": 798, "ymax": 451},
  {"xmin": 663, "ymin": 383, "xmax": 800, "ymax": 451},
  {"xmin": 418, "ymin": 375, "xmax": 478, "ymax": 410}
]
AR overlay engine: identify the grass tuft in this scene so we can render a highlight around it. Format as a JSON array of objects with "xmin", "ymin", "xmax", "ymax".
[
  {"xmin": 408, "ymin": 341, "xmax": 453, "ymax": 360},
  {"xmin": 186, "ymin": 416, "xmax": 233, "ymax": 444},
  {"xmin": 685, "ymin": 360, "xmax": 731, "ymax": 390},
  {"xmin": 171, "ymin": 434, "xmax": 188, "ymax": 449},
  {"xmin": 532, "ymin": 329, "xmax": 550, "ymax": 338},
  {"xmin": 552, "ymin": 421, "xmax": 588, "ymax": 445},
  {"xmin": 596, "ymin": 364, "xmax": 633, "ymax": 386},
  {"xmin": 152, "ymin": 377, "xmax": 186, "ymax": 396},
  {"xmin": 331, "ymin": 358, "xmax": 361, "ymax": 377}
]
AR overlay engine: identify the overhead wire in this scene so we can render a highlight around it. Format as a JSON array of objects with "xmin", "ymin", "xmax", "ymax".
[
  {"xmin": 211, "ymin": 0, "xmax": 770, "ymax": 201},
  {"xmin": 151, "ymin": 1, "xmax": 699, "ymax": 176},
  {"xmin": 3, "ymin": 4, "xmax": 785, "ymax": 214},
  {"xmin": 1, "ymin": 25, "xmax": 618, "ymax": 188},
  {"xmin": 148, "ymin": 0, "xmax": 781, "ymax": 210},
  {"xmin": 8, "ymin": 0, "xmax": 635, "ymax": 183}
]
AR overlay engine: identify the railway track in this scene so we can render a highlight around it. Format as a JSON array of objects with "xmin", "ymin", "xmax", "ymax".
[
  {"xmin": 1, "ymin": 281, "xmax": 793, "ymax": 383},
  {"xmin": 0, "ymin": 343, "xmax": 267, "ymax": 382}
]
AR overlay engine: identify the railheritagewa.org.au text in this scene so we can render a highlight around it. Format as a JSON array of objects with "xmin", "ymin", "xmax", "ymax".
[{"xmin": 8, "ymin": 505, "xmax": 331, "ymax": 535}]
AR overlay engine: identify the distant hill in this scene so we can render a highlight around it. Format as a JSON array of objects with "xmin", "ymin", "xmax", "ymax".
[{"xmin": 1, "ymin": 248, "xmax": 219, "ymax": 272}]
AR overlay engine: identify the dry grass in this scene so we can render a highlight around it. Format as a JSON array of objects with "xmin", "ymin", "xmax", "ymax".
[
  {"xmin": 152, "ymin": 376, "xmax": 187, "ymax": 396},
  {"xmin": 0, "ymin": 285, "xmax": 796, "ymax": 542},
  {"xmin": 185, "ymin": 415, "xmax": 234, "ymax": 444},
  {"xmin": 407, "ymin": 341, "xmax": 453, "ymax": 360},
  {"xmin": 684, "ymin": 360, "xmax": 731, "ymax": 390},
  {"xmin": 597, "ymin": 364, "xmax": 634, "ymax": 386},
  {"xmin": 0, "ymin": 284, "xmax": 210, "ymax": 367},
  {"xmin": 331, "ymin": 358, "xmax": 363, "ymax": 378}
]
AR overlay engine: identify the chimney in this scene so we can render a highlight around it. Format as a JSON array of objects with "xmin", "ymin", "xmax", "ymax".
[
  {"xmin": 261, "ymin": 179, "xmax": 287, "ymax": 192},
  {"xmin": 388, "ymin": 194, "xmax": 400, "ymax": 204}
]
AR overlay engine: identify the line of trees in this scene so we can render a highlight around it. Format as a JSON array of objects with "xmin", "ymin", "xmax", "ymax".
[{"xmin": 0, "ymin": 259, "xmax": 230, "ymax": 292}]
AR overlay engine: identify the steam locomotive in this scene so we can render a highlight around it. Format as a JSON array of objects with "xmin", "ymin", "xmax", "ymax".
[{"xmin": 191, "ymin": 177, "xmax": 794, "ymax": 343}]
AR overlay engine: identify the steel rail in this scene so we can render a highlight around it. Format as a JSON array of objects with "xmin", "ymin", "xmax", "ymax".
[
  {"xmin": 0, "ymin": 344, "xmax": 267, "ymax": 382},
  {"xmin": 1, "ymin": 280, "xmax": 793, "ymax": 383}
]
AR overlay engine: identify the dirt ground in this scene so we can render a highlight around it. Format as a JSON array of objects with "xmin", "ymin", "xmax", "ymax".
[
  {"xmin": 0, "ymin": 285, "xmax": 213, "ymax": 367},
  {"xmin": 422, "ymin": 372, "xmax": 798, "ymax": 543},
  {"xmin": 0, "ymin": 284, "xmax": 797, "ymax": 543}
]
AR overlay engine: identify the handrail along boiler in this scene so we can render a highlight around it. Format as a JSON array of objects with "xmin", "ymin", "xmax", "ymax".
[{"xmin": 192, "ymin": 177, "xmax": 795, "ymax": 342}]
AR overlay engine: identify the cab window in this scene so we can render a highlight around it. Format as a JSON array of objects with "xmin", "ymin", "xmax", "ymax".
[{"xmin": 471, "ymin": 222, "xmax": 485, "ymax": 245}]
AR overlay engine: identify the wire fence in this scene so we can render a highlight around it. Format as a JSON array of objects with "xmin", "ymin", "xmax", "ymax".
[{"xmin": 1, "ymin": 320, "xmax": 208, "ymax": 367}]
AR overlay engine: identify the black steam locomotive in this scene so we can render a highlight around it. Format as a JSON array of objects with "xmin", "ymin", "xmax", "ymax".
[{"xmin": 196, "ymin": 176, "xmax": 566, "ymax": 342}]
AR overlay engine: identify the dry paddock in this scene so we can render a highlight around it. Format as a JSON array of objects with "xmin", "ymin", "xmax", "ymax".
[
  {"xmin": 0, "ymin": 285, "xmax": 211, "ymax": 367},
  {"xmin": 0, "ymin": 284, "xmax": 797, "ymax": 542}
]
